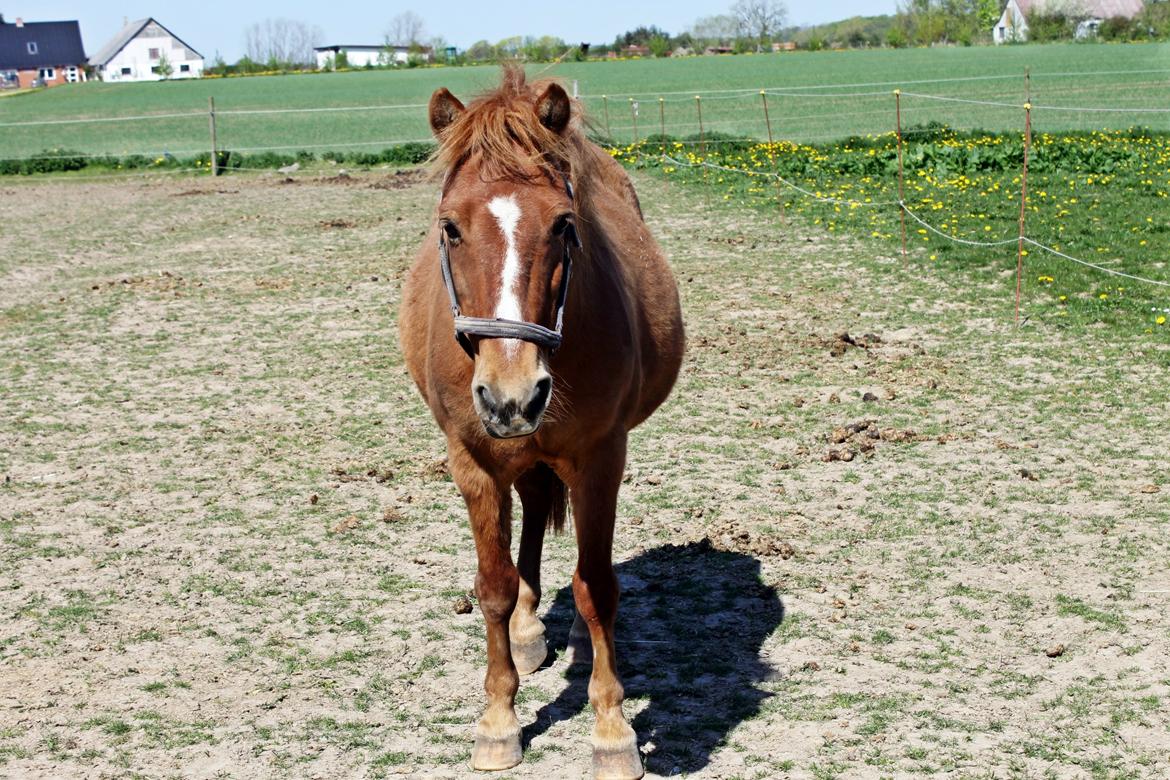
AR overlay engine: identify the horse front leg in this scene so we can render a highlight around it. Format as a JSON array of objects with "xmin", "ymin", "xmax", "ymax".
[
  {"xmin": 448, "ymin": 444, "xmax": 522, "ymax": 771},
  {"xmin": 566, "ymin": 433, "xmax": 643, "ymax": 780}
]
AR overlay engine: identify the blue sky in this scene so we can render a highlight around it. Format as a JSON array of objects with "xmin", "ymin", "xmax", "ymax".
[{"xmin": 28, "ymin": 1, "xmax": 897, "ymax": 62}]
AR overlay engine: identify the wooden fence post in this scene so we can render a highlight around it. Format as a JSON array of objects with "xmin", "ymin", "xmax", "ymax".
[
  {"xmin": 895, "ymin": 89, "xmax": 906, "ymax": 258},
  {"xmin": 760, "ymin": 90, "xmax": 786, "ymax": 224},
  {"xmin": 659, "ymin": 97, "xmax": 666, "ymax": 152},
  {"xmin": 695, "ymin": 95, "xmax": 705, "ymax": 155},
  {"xmin": 208, "ymin": 96, "xmax": 218, "ymax": 176},
  {"xmin": 1016, "ymin": 101, "xmax": 1032, "ymax": 326}
]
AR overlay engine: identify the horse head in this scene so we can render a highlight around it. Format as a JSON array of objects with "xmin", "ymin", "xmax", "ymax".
[{"xmin": 428, "ymin": 78, "xmax": 579, "ymax": 439}]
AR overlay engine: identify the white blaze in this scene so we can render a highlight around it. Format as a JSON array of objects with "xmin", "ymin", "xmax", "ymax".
[{"xmin": 487, "ymin": 194, "xmax": 523, "ymax": 354}]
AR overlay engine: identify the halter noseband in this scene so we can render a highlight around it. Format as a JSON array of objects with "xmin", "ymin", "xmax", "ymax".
[{"xmin": 438, "ymin": 177, "xmax": 581, "ymax": 360}]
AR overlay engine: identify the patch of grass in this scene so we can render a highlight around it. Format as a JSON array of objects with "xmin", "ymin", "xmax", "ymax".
[
  {"xmin": 1055, "ymin": 595, "xmax": 1126, "ymax": 632},
  {"xmin": 42, "ymin": 590, "xmax": 103, "ymax": 632}
]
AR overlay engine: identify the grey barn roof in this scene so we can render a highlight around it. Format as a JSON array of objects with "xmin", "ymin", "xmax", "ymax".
[
  {"xmin": 88, "ymin": 17, "xmax": 203, "ymax": 66},
  {"xmin": 314, "ymin": 44, "xmax": 413, "ymax": 51},
  {"xmin": 0, "ymin": 18, "xmax": 86, "ymax": 70},
  {"xmin": 1014, "ymin": 0, "xmax": 1145, "ymax": 17}
]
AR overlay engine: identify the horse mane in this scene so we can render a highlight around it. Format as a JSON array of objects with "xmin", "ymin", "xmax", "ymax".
[{"xmin": 431, "ymin": 65, "xmax": 583, "ymax": 183}]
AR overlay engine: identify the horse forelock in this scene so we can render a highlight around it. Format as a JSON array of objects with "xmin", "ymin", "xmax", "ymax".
[{"xmin": 431, "ymin": 65, "xmax": 583, "ymax": 186}]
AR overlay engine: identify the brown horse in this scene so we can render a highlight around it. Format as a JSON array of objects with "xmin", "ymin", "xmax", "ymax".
[{"xmin": 399, "ymin": 66, "xmax": 684, "ymax": 779}]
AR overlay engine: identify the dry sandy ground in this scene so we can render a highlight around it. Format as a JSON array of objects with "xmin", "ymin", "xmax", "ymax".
[{"xmin": 0, "ymin": 167, "xmax": 1167, "ymax": 779}]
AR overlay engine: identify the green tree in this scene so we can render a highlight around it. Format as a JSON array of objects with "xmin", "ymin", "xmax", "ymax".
[
  {"xmin": 614, "ymin": 25, "xmax": 671, "ymax": 48},
  {"xmin": 155, "ymin": 51, "xmax": 173, "ymax": 79},
  {"xmin": 691, "ymin": 14, "xmax": 741, "ymax": 48},
  {"xmin": 522, "ymin": 35, "xmax": 565, "ymax": 61},
  {"xmin": 977, "ymin": 0, "xmax": 1000, "ymax": 30},
  {"xmin": 466, "ymin": 40, "xmax": 495, "ymax": 61},
  {"xmin": 648, "ymin": 35, "xmax": 671, "ymax": 57},
  {"xmin": 495, "ymin": 36, "xmax": 523, "ymax": 57}
]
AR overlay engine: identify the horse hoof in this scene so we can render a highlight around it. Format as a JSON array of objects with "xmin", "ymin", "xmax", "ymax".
[
  {"xmin": 592, "ymin": 745, "xmax": 644, "ymax": 780},
  {"xmin": 564, "ymin": 634, "xmax": 593, "ymax": 666},
  {"xmin": 471, "ymin": 733, "xmax": 522, "ymax": 772},
  {"xmin": 565, "ymin": 617, "xmax": 593, "ymax": 666},
  {"xmin": 510, "ymin": 635, "xmax": 547, "ymax": 675}
]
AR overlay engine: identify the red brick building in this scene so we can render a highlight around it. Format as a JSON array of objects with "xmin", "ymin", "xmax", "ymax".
[{"xmin": 0, "ymin": 15, "xmax": 87, "ymax": 89}]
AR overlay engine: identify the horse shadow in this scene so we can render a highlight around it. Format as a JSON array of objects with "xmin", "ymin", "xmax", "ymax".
[{"xmin": 523, "ymin": 539, "xmax": 785, "ymax": 775}]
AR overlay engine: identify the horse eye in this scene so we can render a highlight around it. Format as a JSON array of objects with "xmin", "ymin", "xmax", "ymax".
[
  {"xmin": 442, "ymin": 220, "xmax": 461, "ymax": 244},
  {"xmin": 552, "ymin": 214, "xmax": 573, "ymax": 237}
]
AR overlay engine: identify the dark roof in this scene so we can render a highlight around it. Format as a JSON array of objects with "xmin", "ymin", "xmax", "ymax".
[
  {"xmin": 0, "ymin": 19, "xmax": 86, "ymax": 70},
  {"xmin": 315, "ymin": 44, "xmax": 405, "ymax": 51}
]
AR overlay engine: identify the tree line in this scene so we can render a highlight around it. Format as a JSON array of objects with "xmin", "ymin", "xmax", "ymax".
[
  {"xmin": 203, "ymin": 2, "xmax": 1170, "ymax": 76},
  {"xmin": 889, "ymin": 0, "xmax": 1170, "ymax": 47},
  {"xmin": 204, "ymin": 3, "xmax": 789, "ymax": 74}
]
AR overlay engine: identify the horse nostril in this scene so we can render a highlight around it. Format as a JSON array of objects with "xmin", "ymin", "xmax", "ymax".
[
  {"xmin": 525, "ymin": 377, "xmax": 552, "ymax": 420},
  {"xmin": 475, "ymin": 383, "xmax": 495, "ymax": 412}
]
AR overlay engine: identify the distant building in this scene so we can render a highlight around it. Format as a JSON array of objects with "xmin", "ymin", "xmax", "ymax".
[
  {"xmin": 89, "ymin": 18, "xmax": 203, "ymax": 81},
  {"xmin": 314, "ymin": 44, "xmax": 432, "ymax": 70},
  {"xmin": 993, "ymin": 0, "xmax": 1146, "ymax": 44},
  {"xmin": 0, "ymin": 15, "xmax": 87, "ymax": 89},
  {"xmin": 607, "ymin": 44, "xmax": 650, "ymax": 59}
]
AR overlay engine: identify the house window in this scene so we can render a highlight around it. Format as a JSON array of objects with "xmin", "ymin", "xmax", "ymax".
[
  {"xmin": 39, "ymin": 67, "xmax": 55, "ymax": 80},
  {"xmin": 66, "ymin": 66, "xmax": 79, "ymax": 83},
  {"xmin": 149, "ymin": 48, "xmax": 160, "ymax": 59},
  {"xmin": 121, "ymin": 67, "xmax": 132, "ymax": 75},
  {"xmin": 27, "ymin": 41, "xmax": 38, "ymax": 54},
  {"xmin": 179, "ymin": 64, "xmax": 190, "ymax": 73},
  {"xmin": 150, "ymin": 66, "xmax": 159, "ymax": 74}
]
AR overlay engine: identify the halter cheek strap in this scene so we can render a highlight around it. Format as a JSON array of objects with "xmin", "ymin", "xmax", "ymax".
[{"xmin": 438, "ymin": 178, "xmax": 580, "ymax": 360}]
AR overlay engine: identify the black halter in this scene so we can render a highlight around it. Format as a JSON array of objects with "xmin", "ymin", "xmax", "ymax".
[{"xmin": 438, "ymin": 178, "xmax": 581, "ymax": 360}]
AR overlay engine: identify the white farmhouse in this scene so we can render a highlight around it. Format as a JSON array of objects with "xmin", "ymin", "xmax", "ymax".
[
  {"xmin": 993, "ymin": 0, "xmax": 1146, "ymax": 43},
  {"xmin": 314, "ymin": 44, "xmax": 430, "ymax": 70},
  {"xmin": 89, "ymin": 18, "xmax": 203, "ymax": 81}
]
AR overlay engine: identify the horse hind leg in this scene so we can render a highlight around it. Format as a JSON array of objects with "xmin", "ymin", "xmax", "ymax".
[
  {"xmin": 565, "ymin": 608, "xmax": 593, "ymax": 666},
  {"xmin": 510, "ymin": 463, "xmax": 565, "ymax": 675}
]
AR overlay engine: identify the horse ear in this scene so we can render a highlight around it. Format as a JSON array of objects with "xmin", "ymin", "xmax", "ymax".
[
  {"xmin": 535, "ymin": 83, "xmax": 572, "ymax": 135},
  {"xmin": 429, "ymin": 88, "xmax": 465, "ymax": 137}
]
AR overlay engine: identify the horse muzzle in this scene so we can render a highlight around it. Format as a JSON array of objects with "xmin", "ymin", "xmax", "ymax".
[{"xmin": 472, "ymin": 375, "xmax": 552, "ymax": 439}]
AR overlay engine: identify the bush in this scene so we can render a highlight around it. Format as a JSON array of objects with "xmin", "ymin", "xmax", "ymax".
[
  {"xmin": 240, "ymin": 151, "xmax": 298, "ymax": 169},
  {"xmin": 12, "ymin": 149, "xmax": 90, "ymax": 174},
  {"xmin": 1027, "ymin": 13, "xmax": 1074, "ymax": 42},
  {"xmin": 0, "ymin": 141, "xmax": 436, "ymax": 177},
  {"xmin": 684, "ymin": 131, "xmax": 754, "ymax": 154}
]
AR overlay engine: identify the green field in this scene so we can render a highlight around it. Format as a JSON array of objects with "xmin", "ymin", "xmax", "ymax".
[
  {"xmin": 1, "ymin": 43, "xmax": 1168, "ymax": 159},
  {"xmin": 620, "ymin": 128, "xmax": 1170, "ymax": 332}
]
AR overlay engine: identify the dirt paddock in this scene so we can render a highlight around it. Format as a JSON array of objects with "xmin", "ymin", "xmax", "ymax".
[{"xmin": 0, "ymin": 169, "xmax": 1167, "ymax": 779}]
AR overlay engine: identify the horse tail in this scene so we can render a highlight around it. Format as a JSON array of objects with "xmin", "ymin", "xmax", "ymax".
[
  {"xmin": 519, "ymin": 462, "xmax": 569, "ymax": 535},
  {"xmin": 547, "ymin": 469, "xmax": 568, "ymax": 535}
]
